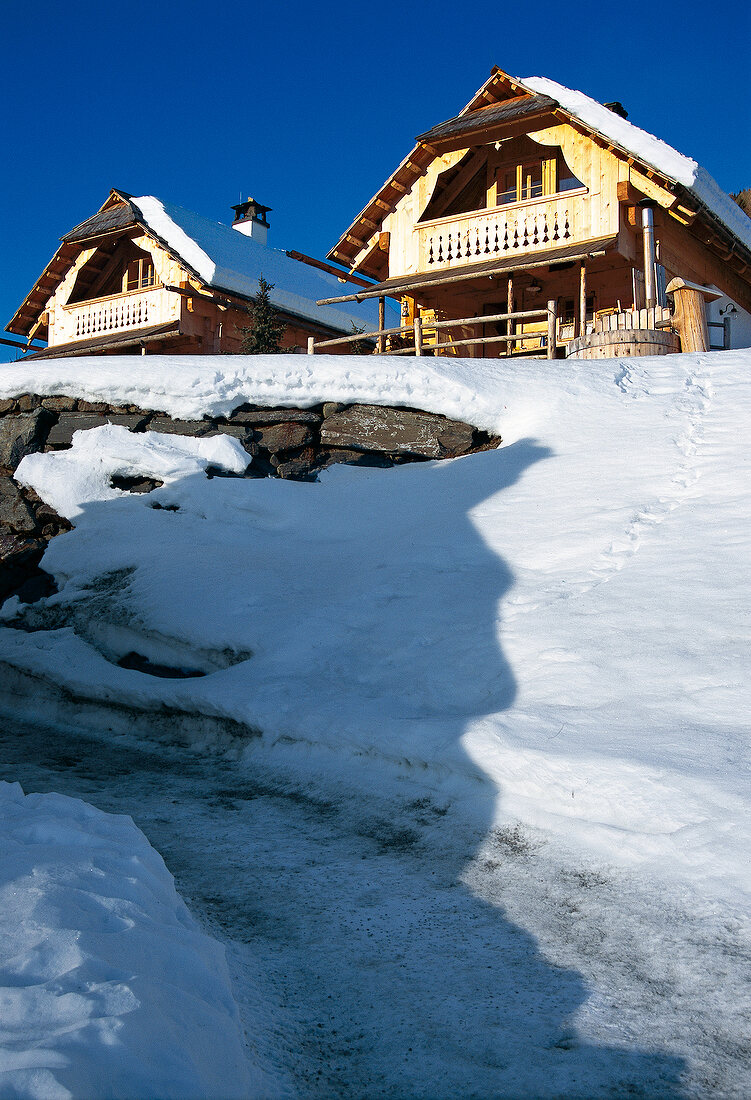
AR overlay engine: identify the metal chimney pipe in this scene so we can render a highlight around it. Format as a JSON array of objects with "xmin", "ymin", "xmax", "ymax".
[{"xmin": 642, "ymin": 206, "xmax": 657, "ymax": 308}]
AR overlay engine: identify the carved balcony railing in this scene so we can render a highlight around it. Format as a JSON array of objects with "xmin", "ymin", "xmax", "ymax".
[
  {"xmin": 415, "ymin": 189, "xmax": 593, "ymax": 271},
  {"xmin": 54, "ymin": 287, "xmax": 176, "ymax": 345}
]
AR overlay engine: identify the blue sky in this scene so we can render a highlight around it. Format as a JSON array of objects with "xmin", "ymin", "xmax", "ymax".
[{"xmin": 2, "ymin": 0, "xmax": 749, "ymax": 347}]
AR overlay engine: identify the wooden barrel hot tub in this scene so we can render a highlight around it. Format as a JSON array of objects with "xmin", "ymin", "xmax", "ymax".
[{"xmin": 567, "ymin": 328, "xmax": 681, "ymax": 359}]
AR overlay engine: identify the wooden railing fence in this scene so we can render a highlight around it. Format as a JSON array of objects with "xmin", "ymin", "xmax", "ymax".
[{"xmin": 307, "ymin": 301, "xmax": 558, "ymax": 359}]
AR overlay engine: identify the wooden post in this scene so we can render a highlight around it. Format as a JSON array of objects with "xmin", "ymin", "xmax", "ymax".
[
  {"xmin": 578, "ymin": 260, "xmax": 587, "ymax": 339},
  {"xmin": 506, "ymin": 276, "xmax": 514, "ymax": 357},
  {"xmin": 377, "ymin": 296, "xmax": 385, "ymax": 354},
  {"xmin": 547, "ymin": 300, "xmax": 557, "ymax": 360},
  {"xmin": 666, "ymin": 278, "xmax": 722, "ymax": 353},
  {"xmin": 307, "ymin": 336, "xmax": 315, "ymax": 354},
  {"xmin": 414, "ymin": 314, "xmax": 423, "ymax": 357}
]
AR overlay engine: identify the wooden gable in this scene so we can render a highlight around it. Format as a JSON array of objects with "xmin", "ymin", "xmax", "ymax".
[{"xmin": 328, "ymin": 67, "xmax": 751, "ymax": 305}]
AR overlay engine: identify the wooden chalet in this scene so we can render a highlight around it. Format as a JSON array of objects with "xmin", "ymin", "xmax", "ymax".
[
  {"xmin": 316, "ymin": 68, "xmax": 751, "ymax": 359},
  {"xmin": 6, "ymin": 191, "xmax": 381, "ymax": 359}
]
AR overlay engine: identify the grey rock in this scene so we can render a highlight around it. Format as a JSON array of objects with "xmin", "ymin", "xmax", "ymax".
[
  {"xmin": 253, "ymin": 422, "xmax": 314, "ymax": 454},
  {"xmin": 16, "ymin": 393, "xmax": 42, "ymax": 412},
  {"xmin": 44, "ymin": 412, "xmax": 146, "ymax": 450},
  {"xmin": 205, "ymin": 424, "xmax": 250, "ymax": 439},
  {"xmin": 322, "ymin": 402, "xmax": 347, "ymax": 418},
  {"xmin": 0, "ymin": 478, "xmax": 39, "ymax": 534},
  {"xmin": 205, "ymin": 424, "xmax": 257, "ymax": 458},
  {"xmin": 110, "ymin": 474, "xmax": 164, "ymax": 494},
  {"xmin": 17, "ymin": 486, "xmax": 72, "ymax": 537},
  {"xmin": 0, "ymin": 409, "xmax": 54, "ymax": 468},
  {"xmin": 0, "ymin": 531, "xmax": 44, "ymax": 565},
  {"xmin": 274, "ymin": 447, "xmax": 318, "ymax": 480},
  {"xmin": 320, "ymin": 404, "xmax": 476, "ymax": 458},
  {"xmin": 41, "ymin": 396, "xmax": 77, "ymax": 411},
  {"xmin": 0, "ymin": 532, "xmax": 47, "ymax": 605},
  {"xmin": 45, "ymin": 413, "xmax": 109, "ymax": 450},
  {"xmin": 147, "ymin": 416, "xmax": 213, "ymax": 437},
  {"xmin": 317, "ymin": 448, "xmax": 394, "ymax": 471},
  {"xmin": 229, "ymin": 407, "xmax": 322, "ymax": 426}
]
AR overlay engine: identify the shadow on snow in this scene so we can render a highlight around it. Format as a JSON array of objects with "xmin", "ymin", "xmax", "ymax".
[{"xmin": 0, "ymin": 438, "xmax": 687, "ymax": 1097}]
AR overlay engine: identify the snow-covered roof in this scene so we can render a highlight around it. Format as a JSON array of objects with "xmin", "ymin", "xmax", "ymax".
[
  {"xmin": 130, "ymin": 195, "xmax": 387, "ymax": 334},
  {"xmin": 520, "ymin": 76, "xmax": 751, "ymax": 254}
]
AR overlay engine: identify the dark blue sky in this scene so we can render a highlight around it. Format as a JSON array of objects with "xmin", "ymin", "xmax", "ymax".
[{"xmin": 2, "ymin": 0, "xmax": 749, "ymax": 344}]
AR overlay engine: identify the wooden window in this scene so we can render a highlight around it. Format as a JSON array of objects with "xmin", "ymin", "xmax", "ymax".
[
  {"xmin": 490, "ymin": 150, "xmax": 581, "ymax": 208},
  {"xmin": 562, "ymin": 294, "xmax": 595, "ymax": 323},
  {"xmin": 124, "ymin": 256, "xmax": 156, "ymax": 292}
]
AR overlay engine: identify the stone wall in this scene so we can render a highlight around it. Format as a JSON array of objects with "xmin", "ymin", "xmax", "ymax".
[{"xmin": 0, "ymin": 392, "xmax": 500, "ymax": 605}]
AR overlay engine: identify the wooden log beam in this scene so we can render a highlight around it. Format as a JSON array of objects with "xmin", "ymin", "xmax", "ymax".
[
  {"xmin": 0, "ymin": 336, "xmax": 46, "ymax": 353},
  {"xmin": 285, "ymin": 251, "xmax": 375, "ymax": 288},
  {"xmin": 414, "ymin": 314, "xmax": 423, "ymax": 356},
  {"xmin": 666, "ymin": 277, "xmax": 722, "ymax": 353},
  {"xmin": 506, "ymin": 275, "xmax": 513, "ymax": 357},
  {"xmin": 579, "ymin": 260, "xmax": 587, "ymax": 339},
  {"xmin": 547, "ymin": 300, "xmax": 557, "ymax": 359}
]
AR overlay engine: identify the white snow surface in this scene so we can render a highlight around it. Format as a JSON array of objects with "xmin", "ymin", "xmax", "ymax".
[
  {"xmin": 2, "ymin": 349, "xmax": 751, "ymax": 1095},
  {"xmin": 130, "ymin": 195, "xmax": 390, "ymax": 334},
  {"xmin": 16, "ymin": 427, "xmax": 250, "ymax": 519},
  {"xmin": 0, "ymin": 781, "xmax": 255, "ymax": 1099},
  {"xmin": 0, "ymin": 352, "xmax": 509, "ymax": 432},
  {"xmin": 522, "ymin": 75, "xmax": 751, "ymax": 253}
]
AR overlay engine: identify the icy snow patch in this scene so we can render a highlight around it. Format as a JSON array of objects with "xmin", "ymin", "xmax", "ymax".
[{"xmin": 0, "ymin": 781, "xmax": 256, "ymax": 1099}]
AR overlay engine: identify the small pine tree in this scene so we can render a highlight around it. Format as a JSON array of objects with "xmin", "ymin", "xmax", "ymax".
[
  {"xmin": 240, "ymin": 276, "xmax": 286, "ymax": 354},
  {"xmin": 348, "ymin": 322, "xmax": 371, "ymax": 355}
]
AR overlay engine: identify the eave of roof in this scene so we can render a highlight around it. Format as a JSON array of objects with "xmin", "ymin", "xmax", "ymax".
[
  {"xmin": 23, "ymin": 321, "xmax": 182, "ymax": 359},
  {"xmin": 318, "ymin": 237, "xmax": 618, "ymax": 304}
]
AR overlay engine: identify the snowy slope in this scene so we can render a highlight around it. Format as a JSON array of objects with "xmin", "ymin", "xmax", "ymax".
[
  {"xmin": 0, "ymin": 782, "xmax": 257, "ymax": 1099},
  {"xmin": 2, "ymin": 349, "xmax": 750, "ymax": 893},
  {"xmin": 1, "ymin": 349, "xmax": 750, "ymax": 1095}
]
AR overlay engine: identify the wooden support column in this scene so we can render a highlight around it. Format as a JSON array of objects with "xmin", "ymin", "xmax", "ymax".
[
  {"xmin": 377, "ymin": 296, "xmax": 385, "ymax": 354},
  {"xmin": 578, "ymin": 260, "xmax": 587, "ymax": 339},
  {"xmin": 547, "ymin": 299, "xmax": 557, "ymax": 360},
  {"xmin": 506, "ymin": 276, "xmax": 514, "ymax": 357},
  {"xmin": 666, "ymin": 278, "xmax": 722, "ymax": 353},
  {"xmin": 414, "ymin": 314, "xmax": 423, "ymax": 357},
  {"xmin": 307, "ymin": 336, "xmax": 315, "ymax": 354}
]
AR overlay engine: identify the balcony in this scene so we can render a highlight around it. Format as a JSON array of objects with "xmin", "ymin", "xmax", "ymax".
[
  {"xmin": 53, "ymin": 286, "xmax": 180, "ymax": 346},
  {"xmin": 414, "ymin": 187, "xmax": 603, "ymax": 273}
]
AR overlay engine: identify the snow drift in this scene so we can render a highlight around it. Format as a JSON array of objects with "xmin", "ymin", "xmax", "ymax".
[{"xmin": 0, "ymin": 781, "xmax": 256, "ymax": 1099}]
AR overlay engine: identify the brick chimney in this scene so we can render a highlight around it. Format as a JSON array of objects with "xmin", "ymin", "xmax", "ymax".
[{"xmin": 231, "ymin": 198, "xmax": 271, "ymax": 245}]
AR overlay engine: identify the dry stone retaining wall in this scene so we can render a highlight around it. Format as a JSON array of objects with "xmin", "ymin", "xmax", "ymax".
[{"xmin": 0, "ymin": 392, "xmax": 500, "ymax": 605}]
